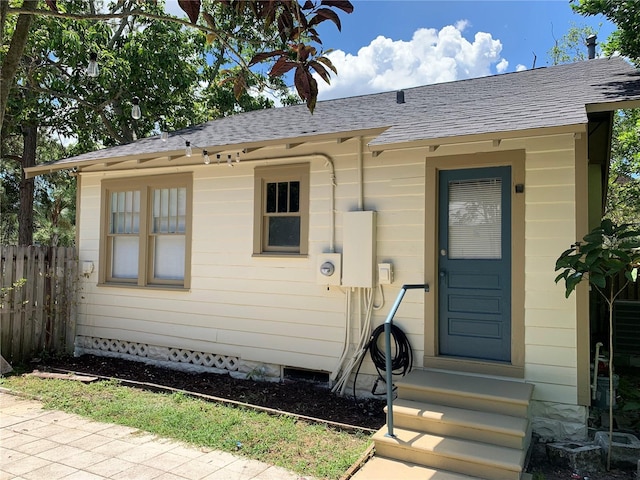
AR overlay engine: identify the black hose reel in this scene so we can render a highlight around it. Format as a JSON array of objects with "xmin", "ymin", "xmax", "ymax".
[{"xmin": 353, "ymin": 323, "xmax": 413, "ymax": 399}]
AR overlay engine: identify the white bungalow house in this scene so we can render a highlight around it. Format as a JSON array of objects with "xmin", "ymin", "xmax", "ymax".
[{"xmin": 27, "ymin": 57, "xmax": 640, "ymax": 479}]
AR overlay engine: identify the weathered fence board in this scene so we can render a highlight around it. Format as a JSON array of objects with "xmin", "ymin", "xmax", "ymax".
[{"xmin": 0, "ymin": 246, "xmax": 77, "ymax": 364}]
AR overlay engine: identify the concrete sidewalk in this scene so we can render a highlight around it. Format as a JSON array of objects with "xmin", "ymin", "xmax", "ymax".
[{"xmin": 0, "ymin": 390, "xmax": 309, "ymax": 480}]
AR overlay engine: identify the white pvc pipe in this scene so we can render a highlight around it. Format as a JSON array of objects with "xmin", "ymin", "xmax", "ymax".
[
  {"xmin": 331, "ymin": 289, "xmax": 352, "ymax": 383},
  {"xmin": 357, "ymin": 137, "xmax": 364, "ymax": 211}
]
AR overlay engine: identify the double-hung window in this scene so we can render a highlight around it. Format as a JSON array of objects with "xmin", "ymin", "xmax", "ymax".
[
  {"xmin": 253, "ymin": 164, "xmax": 309, "ymax": 256},
  {"xmin": 100, "ymin": 174, "xmax": 192, "ymax": 288}
]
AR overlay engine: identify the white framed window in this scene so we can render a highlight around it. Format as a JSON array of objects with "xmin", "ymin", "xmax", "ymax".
[
  {"xmin": 100, "ymin": 174, "xmax": 192, "ymax": 288},
  {"xmin": 253, "ymin": 164, "xmax": 309, "ymax": 256}
]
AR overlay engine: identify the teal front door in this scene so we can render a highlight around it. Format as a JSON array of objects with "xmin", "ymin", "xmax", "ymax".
[{"xmin": 438, "ymin": 167, "xmax": 511, "ymax": 362}]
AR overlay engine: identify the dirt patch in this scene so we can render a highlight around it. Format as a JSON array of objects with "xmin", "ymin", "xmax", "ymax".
[
  {"xmin": 36, "ymin": 354, "xmax": 639, "ymax": 479},
  {"xmin": 39, "ymin": 354, "xmax": 385, "ymax": 430}
]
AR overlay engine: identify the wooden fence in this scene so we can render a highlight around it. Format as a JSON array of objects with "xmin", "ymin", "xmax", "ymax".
[{"xmin": 1, "ymin": 246, "xmax": 77, "ymax": 364}]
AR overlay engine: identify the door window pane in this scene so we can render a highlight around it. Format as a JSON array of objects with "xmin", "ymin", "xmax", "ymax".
[{"xmin": 448, "ymin": 178, "xmax": 501, "ymax": 259}]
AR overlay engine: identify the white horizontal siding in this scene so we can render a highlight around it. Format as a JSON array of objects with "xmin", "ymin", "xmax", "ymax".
[
  {"xmin": 77, "ymin": 140, "xmax": 425, "ymax": 374},
  {"xmin": 77, "ymin": 131, "xmax": 582, "ymax": 406},
  {"xmin": 523, "ymin": 135, "xmax": 578, "ymax": 404}
]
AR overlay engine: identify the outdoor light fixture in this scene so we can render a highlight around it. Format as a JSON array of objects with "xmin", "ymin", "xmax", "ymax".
[
  {"xmin": 203, "ymin": 150, "xmax": 210, "ymax": 165},
  {"xmin": 131, "ymin": 97, "xmax": 141, "ymax": 120},
  {"xmin": 227, "ymin": 154, "xmax": 233, "ymax": 167},
  {"xmin": 185, "ymin": 141, "xmax": 192, "ymax": 157},
  {"xmin": 160, "ymin": 131, "xmax": 168, "ymax": 142},
  {"xmin": 216, "ymin": 154, "xmax": 221, "ymax": 165},
  {"xmin": 87, "ymin": 52, "xmax": 99, "ymax": 77},
  {"xmin": 236, "ymin": 152, "xmax": 240, "ymax": 163}
]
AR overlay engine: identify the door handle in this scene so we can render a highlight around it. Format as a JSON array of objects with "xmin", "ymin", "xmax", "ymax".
[{"xmin": 439, "ymin": 269, "xmax": 447, "ymax": 283}]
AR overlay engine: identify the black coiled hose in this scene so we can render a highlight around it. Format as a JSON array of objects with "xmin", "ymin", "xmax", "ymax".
[{"xmin": 353, "ymin": 323, "xmax": 413, "ymax": 399}]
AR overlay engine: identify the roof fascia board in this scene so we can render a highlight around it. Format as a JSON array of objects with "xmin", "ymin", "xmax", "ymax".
[
  {"xmin": 586, "ymin": 99, "xmax": 640, "ymax": 113},
  {"xmin": 24, "ymin": 152, "xmax": 184, "ymax": 178},
  {"xmin": 25, "ymin": 127, "xmax": 388, "ymax": 178},
  {"xmin": 368, "ymin": 124, "xmax": 587, "ymax": 153}
]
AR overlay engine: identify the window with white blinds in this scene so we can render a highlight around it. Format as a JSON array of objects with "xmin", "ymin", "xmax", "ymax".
[
  {"xmin": 151, "ymin": 187, "xmax": 187, "ymax": 280},
  {"xmin": 110, "ymin": 191, "xmax": 140, "ymax": 279},
  {"xmin": 448, "ymin": 177, "xmax": 502, "ymax": 259},
  {"xmin": 101, "ymin": 174, "xmax": 192, "ymax": 288}
]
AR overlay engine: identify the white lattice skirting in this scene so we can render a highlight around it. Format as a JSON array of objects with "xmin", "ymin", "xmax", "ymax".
[{"xmin": 75, "ymin": 335, "xmax": 239, "ymax": 374}]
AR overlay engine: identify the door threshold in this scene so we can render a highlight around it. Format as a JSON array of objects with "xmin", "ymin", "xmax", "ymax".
[{"xmin": 423, "ymin": 355, "xmax": 524, "ymax": 379}]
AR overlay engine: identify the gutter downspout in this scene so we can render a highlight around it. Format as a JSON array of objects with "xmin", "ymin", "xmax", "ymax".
[{"xmin": 358, "ymin": 137, "xmax": 364, "ymax": 211}]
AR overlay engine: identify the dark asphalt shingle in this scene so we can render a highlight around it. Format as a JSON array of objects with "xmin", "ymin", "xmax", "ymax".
[{"xmin": 33, "ymin": 57, "xmax": 640, "ymax": 169}]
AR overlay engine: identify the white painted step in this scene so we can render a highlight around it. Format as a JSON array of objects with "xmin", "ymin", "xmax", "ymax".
[{"xmin": 389, "ymin": 398, "xmax": 530, "ymax": 449}]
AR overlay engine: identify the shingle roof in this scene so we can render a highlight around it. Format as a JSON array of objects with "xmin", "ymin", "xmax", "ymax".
[{"xmin": 28, "ymin": 57, "xmax": 640, "ymax": 172}]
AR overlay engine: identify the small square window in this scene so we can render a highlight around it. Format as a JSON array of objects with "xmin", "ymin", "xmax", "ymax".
[{"xmin": 254, "ymin": 164, "xmax": 309, "ymax": 255}]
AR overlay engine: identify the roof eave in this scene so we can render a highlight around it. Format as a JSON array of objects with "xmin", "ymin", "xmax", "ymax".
[
  {"xmin": 586, "ymin": 98, "xmax": 640, "ymax": 113},
  {"xmin": 367, "ymin": 123, "xmax": 588, "ymax": 153},
  {"xmin": 24, "ymin": 127, "xmax": 390, "ymax": 178}
]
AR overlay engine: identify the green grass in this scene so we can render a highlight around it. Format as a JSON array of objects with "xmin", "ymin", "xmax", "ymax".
[{"xmin": 0, "ymin": 375, "xmax": 372, "ymax": 479}]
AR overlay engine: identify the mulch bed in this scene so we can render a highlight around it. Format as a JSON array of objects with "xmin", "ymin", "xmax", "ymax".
[
  {"xmin": 38, "ymin": 354, "xmax": 386, "ymax": 430},
  {"xmin": 34, "ymin": 354, "xmax": 639, "ymax": 479}
]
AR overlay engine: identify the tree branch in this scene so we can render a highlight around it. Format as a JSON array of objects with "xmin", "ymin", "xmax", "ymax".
[
  {"xmin": 0, "ymin": 0, "xmax": 38, "ymax": 133},
  {"xmin": 1, "ymin": 1, "xmax": 8, "ymax": 45},
  {"xmin": 6, "ymin": 6, "xmax": 218, "ymax": 35},
  {"xmin": 17, "ymin": 84, "xmax": 127, "ymax": 144},
  {"xmin": 99, "ymin": 108, "xmax": 127, "ymax": 144},
  {"xmin": 107, "ymin": 1, "xmax": 133, "ymax": 50}
]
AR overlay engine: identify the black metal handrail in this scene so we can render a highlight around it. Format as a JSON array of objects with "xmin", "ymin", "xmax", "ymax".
[{"xmin": 384, "ymin": 283, "xmax": 429, "ymax": 437}]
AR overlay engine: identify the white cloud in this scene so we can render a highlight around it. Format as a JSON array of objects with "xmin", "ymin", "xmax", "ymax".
[
  {"xmin": 454, "ymin": 19, "xmax": 470, "ymax": 32},
  {"xmin": 516, "ymin": 64, "xmax": 527, "ymax": 72},
  {"xmin": 496, "ymin": 59, "xmax": 509, "ymax": 74},
  {"xmin": 317, "ymin": 24, "xmax": 508, "ymax": 100}
]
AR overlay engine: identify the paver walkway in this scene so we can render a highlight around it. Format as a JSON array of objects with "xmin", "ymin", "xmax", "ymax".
[{"xmin": 0, "ymin": 390, "xmax": 309, "ymax": 480}]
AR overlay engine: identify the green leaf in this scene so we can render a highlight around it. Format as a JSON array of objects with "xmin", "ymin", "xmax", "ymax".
[
  {"xmin": 583, "ymin": 231, "xmax": 604, "ymax": 244},
  {"xmin": 565, "ymin": 273, "xmax": 583, "ymax": 297},
  {"xmin": 585, "ymin": 249, "xmax": 601, "ymax": 266},
  {"xmin": 590, "ymin": 272, "xmax": 607, "ymax": 288},
  {"xmin": 601, "ymin": 218, "xmax": 615, "ymax": 234},
  {"xmin": 580, "ymin": 242, "xmax": 600, "ymax": 254}
]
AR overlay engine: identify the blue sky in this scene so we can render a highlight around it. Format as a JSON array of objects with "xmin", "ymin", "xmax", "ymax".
[
  {"xmin": 165, "ymin": 1, "xmax": 616, "ymax": 101},
  {"xmin": 322, "ymin": 1, "xmax": 614, "ymax": 68},
  {"xmin": 310, "ymin": 0, "xmax": 615, "ymax": 99}
]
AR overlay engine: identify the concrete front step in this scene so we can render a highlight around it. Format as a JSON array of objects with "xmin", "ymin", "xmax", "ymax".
[
  {"xmin": 373, "ymin": 427, "xmax": 526, "ymax": 480},
  {"xmin": 389, "ymin": 398, "xmax": 530, "ymax": 450},
  {"xmin": 396, "ymin": 370, "xmax": 534, "ymax": 418},
  {"xmin": 349, "ymin": 456, "xmax": 485, "ymax": 480}
]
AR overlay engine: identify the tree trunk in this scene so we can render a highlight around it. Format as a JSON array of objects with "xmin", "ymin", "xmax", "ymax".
[
  {"xmin": 0, "ymin": 0, "xmax": 37, "ymax": 134},
  {"xmin": 18, "ymin": 124, "xmax": 37, "ymax": 245}
]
